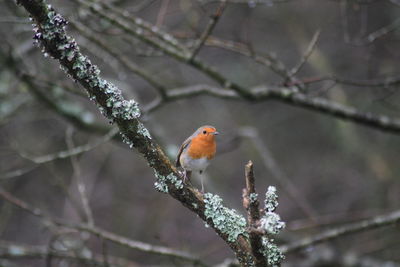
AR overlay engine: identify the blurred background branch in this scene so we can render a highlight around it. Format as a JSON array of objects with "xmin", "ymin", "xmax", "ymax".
[
  {"xmin": 281, "ymin": 209, "xmax": 400, "ymax": 254},
  {"xmin": 0, "ymin": 187, "xmax": 204, "ymax": 264}
]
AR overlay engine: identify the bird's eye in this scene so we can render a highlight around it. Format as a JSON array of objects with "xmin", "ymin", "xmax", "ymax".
[{"xmin": 203, "ymin": 130, "xmax": 207, "ymax": 134}]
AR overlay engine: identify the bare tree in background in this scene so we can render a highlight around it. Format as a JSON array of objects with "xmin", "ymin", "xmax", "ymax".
[{"xmin": 1, "ymin": 0, "xmax": 400, "ymax": 266}]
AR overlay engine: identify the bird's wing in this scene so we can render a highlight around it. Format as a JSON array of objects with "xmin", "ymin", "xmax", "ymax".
[{"xmin": 175, "ymin": 137, "xmax": 191, "ymax": 167}]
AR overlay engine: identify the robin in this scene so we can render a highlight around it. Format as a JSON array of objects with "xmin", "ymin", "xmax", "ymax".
[{"xmin": 176, "ymin": 125, "xmax": 219, "ymax": 192}]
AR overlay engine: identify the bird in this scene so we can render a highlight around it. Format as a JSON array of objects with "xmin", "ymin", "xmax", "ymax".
[{"xmin": 176, "ymin": 125, "xmax": 219, "ymax": 192}]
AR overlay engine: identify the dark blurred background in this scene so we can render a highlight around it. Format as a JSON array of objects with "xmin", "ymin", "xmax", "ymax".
[{"xmin": 1, "ymin": 0, "xmax": 400, "ymax": 266}]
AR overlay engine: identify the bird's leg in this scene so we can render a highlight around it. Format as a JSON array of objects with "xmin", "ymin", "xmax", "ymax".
[
  {"xmin": 200, "ymin": 176, "xmax": 204, "ymax": 194},
  {"xmin": 199, "ymin": 170, "xmax": 205, "ymax": 193},
  {"xmin": 183, "ymin": 169, "xmax": 192, "ymax": 184}
]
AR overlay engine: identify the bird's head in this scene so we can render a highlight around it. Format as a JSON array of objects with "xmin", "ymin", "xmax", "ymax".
[{"xmin": 195, "ymin": 125, "xmax": 219, "ymax": 143}]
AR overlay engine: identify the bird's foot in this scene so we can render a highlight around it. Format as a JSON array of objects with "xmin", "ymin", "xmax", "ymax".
[{"xmin": 179, "ymin": 169, "xmax": 192, "ymax": 185}]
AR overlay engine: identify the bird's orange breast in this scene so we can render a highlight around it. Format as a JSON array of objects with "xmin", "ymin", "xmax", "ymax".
[{"xmin": 187, "ymin": 136, "xmax": 216, "ymax": 160}]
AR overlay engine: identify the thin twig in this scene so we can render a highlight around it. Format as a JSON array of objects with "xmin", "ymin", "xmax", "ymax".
[
  {"xmin": 0, "ymin": 187, "xmax": 46, "ymax": 219},
  {"xmin": 285, "ymin": 74, "xmax": 400, "ymax": 87},
  {"xmin": 73, "ymin": 223, "xmax": 204, "ymax": 263},
  {"xmin": 0, "ymin": 240, "xmax": 135, "ymax": 267},
  {"xmin": 190, "ymin": 1, "xmax": 227, "ymax": 60},
  {"xmin": 364, "ymin": 17, "xmax": 400, "ymax": 44},
  {"xmin": 287, "ymin": 208, "xmax": 389, "ymax": 231},
  {"xmin": 20, "ymin": 127, "xmax": 118, "ymax": 164},
  {"xmin": 205, "ymin": 37, "xmax": 301, "ymax": 86},
  {"xmin": 340, "ymin": 0, "xmax": 350, "ymax": 43},
  {"xmin": 358, "ymin": 4, "xmax": 368, "ymax": 37},
  {"xmin": 345, "ymin": 17, "xmax": 400, "ymax": 46},
  {"xmin": 142, "ymin": 84, "xmax": 236, "ymax": 113},
  {"xmin": 66, "ymin": 127, "xmax": 95, "ymax": 226},
  {"xmin": 0, "ymin": 165, "xmax": 38, "ymax": 180},
  {"xmin": 47, "ymin": 164, "xmax": 89, "ymax": 221},
  {"xmin": 155, "ymin": 0, "xmax": 170, "ymax": 27},
  {"xmin": 281, "ymin": 209, "xmax": 400, "ymax": 253},
  {"xmin": 101, "ymin": 237, "xmax": 110, "ymax": 267},
  {"xmin": 288, "ymin": 29, "xmax": 320, "ymax": 78},
  {"xmin": 84, "ymin": 0, "xmax": 187, "ymax": 54},
  {"xmin": 0, "ymin": 187, "xmax": 205, "ymax": 264}
]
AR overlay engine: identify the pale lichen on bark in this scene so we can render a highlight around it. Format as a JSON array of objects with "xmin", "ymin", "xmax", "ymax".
[
  {"xmin": 204, "ymin": 193, "xmax": 248, "ymax": 243},
  {"xmin": 154, "ymin": 171, "xmax": 183, "ymax": 193},
  {"xmin": 259, "ymin": 186, "xmax": 285, "ymax": 266}
]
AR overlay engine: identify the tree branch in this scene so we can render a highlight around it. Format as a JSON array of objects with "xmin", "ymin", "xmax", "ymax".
[
  {"xmin": 65, "ymin": 127, "xmax": 94, "ymax": 226},
  {"xmin": 256, "ymin": 86, "xmax": 400, "ymax": 134},
  {"xmin": 148, "ymin": 84, "xmax": 400, "ymax": 135},
  {"xmin": 288, "ymin": 29, "xmax": 320, "ymax": 78},
  {"xmin": 0, "ymin": 240, "xmax": 135, "ymax": 267},
  {"xmin": 20, "ymin": 127, "xmax": 118, "ymax": 164},
  {"xmin": 0, "ymin": 187, "xmax": 204, "ymax": 264},
  {"xmin": 15, "ymin": 1, "xmax": 253, "ymax": 264},
  {"xmin": 242, "ymin": 161, "xmax": 268, "ymax": 267},
  {"xmin": 281, "ymin": 209, "xmax": 400, "ymax": 254}
]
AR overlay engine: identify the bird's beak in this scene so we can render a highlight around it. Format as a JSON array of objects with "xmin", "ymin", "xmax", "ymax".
[{"xmin": 213, "ymin": 131, "xmax": 219, "ymax": 135}]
